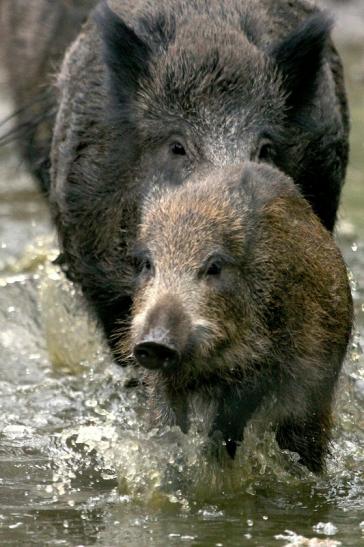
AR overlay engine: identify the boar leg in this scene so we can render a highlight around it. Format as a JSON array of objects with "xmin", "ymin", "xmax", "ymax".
[
  {"xmin": 275, "ymin": 409, "xmax": 332, "ymax": 473},
  {"xmin": 209, "ymin": 388, "xmax": 265, "ymax": 460}
]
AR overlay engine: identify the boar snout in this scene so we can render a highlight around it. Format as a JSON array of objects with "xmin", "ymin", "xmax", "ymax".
[
  {"xmin": 134, "ymin": 340, "xmax": 180, "ymax": 372},
  {"xmin": 133, "ymin": 295, "xmax": 191, "ymax": 373}
]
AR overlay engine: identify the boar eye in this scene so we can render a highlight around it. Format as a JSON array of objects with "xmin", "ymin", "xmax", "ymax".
[
  {"xmin": 257, "ymin": 140, "xmax": 275, "ymax": 162},
  {"xmin": 133, "ymin": 254, "xmax": 154, "ymax": 276},
  {"xmin": 206, "ymin": 261, "xmax": 222, "ymax": 276},
  {"xmin": 143, "ymin": 258, "xmax": 152, "ymax": 272},
  {"xmin": 200, "ymin": 259, "xmax": 223, "ymax": 279},
  {"xmin": 170, "ymin": 141, "xmax": 186, "ymax": 156}
]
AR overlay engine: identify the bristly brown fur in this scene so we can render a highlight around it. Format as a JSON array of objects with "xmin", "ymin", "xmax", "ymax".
[{"xmin": 127, "ymin": 163, "xmax": 353, "ymax": 472}]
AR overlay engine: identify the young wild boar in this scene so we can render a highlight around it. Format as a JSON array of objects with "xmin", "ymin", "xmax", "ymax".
[
  {"xmin": 48, "ymin": 0, "xmax": 350, "ymax": 355},
  {"xmin": 124, "ymin": 163, "xmax": 353, "ymax": 473}
]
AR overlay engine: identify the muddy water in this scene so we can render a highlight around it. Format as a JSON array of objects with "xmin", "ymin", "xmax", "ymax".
[{"xmin": 0, "ymin": 49, "xmax": 363, "ymax": 547}]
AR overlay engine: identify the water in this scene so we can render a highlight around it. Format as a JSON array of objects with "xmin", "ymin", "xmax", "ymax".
[{"xmin": 0, "ymin": 46, "xmax": 363, "ymax": 547}]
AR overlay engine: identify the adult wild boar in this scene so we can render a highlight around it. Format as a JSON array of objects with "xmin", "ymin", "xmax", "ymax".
[
  {"xmin": 48, "ymin": 0, "xmax": 349, "ymax": 354},
  {"xmin": 126, "ymin": 162, "xmax": 353, "ymax": 472}
]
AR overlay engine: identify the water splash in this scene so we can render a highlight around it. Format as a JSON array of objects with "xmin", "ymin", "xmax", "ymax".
[{"xmin": 0, "ymin": 231, "xmax": 363, "ymax": 546}]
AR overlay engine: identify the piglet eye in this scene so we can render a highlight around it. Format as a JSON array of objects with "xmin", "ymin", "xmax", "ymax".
[
  {"xmin": 205, "ymin": 261, "xmax": 222, "ymax": 277},
  {"xmin": 170, "ymin": 141, "xmax": 186, "ymax": 156},
  {"xmin": 199, "ymin": 254, "xmax": 228, "ymax": 280}
]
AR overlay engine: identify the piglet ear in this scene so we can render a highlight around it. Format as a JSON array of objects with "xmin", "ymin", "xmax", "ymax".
[
  {"xmin": 94, "ymin": 1, "xmax": 150, "ymax": 102},
  {"xmin": 270, "ymin": 13, "xmax": 333, "ymax": 110}
]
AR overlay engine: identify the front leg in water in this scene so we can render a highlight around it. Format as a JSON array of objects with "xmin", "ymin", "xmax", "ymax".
[{"xmin": 209, "ymin": 387, "xmax": 265, "ymax": 459}]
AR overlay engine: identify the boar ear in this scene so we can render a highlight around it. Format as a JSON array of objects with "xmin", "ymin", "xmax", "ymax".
[
  {"xmin": 94, "ymin": 2, "xmax": 150, "ymax": 101},
  {"xmin": 270, "ymin": 13, "xmax": 333, "ymax": 110}
]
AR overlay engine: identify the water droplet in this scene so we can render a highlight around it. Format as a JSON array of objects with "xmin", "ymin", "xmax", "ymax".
[
  {"xmin": 198, "ymin": 506, "xmax": 224, "ymax": 519},
  {"xmin": 352, "ymin": 242, "xmax": 358, "ymax": 252},
  {"xmin": 8, "ymin": 522, "xmax": 22, "ymax": 529},
  {"xmin": 247, "ymin": 519, "xmax": 254, "ymax": 527},
  {"xmin": 246, "ymin": 484, "xmax": 256, "ymax": 495},
  {"xmin": 312, "ymin": 522, "xmax": 338, "ymax": 535},
  {"xmin": 168, "ymin": 495, "xmax": 179, "ymax": 504}
]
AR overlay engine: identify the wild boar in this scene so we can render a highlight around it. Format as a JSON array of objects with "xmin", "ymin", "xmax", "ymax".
[
  {"xmin": 49, "ymin": 0, "xmax": 349, "ymax": 352},
  {"xmin": 0, "ymin": 1, "xmax": 351, "ymax": 372},
  {"xmin": 125, "ymin": 162, "xmax": 353, "ymax": 473}
]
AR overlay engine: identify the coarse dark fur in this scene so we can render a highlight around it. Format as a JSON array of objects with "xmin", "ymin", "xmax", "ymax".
[
  {"xmin": 0, "ymin": 0, "xmax": 97, "ymax": 194},
  {"xmin": 0, "ymin": 1, "xmax": 349, "ymax": 224},
  {"xmin": 124, "ymin": 162, "xmax": 353, "ymax": 473},
  {"xmin": 45, "ymin": 0, "xmax": 350, "ymax": 356}
]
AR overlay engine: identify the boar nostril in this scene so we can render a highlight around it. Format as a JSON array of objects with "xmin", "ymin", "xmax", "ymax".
[{"xmin": 133, "ymin": 342, "xmax": 181, "ymax": 372}]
